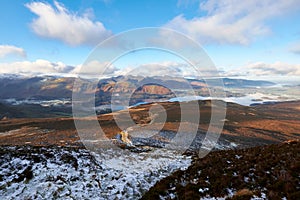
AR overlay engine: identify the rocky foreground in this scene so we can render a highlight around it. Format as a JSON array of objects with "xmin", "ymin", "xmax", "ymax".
[
  {"xmin": 1, "ymin": 141, "xmax": 299, "ymax": 200},
  {"xmin": 0, "ymin": 145, "xmax": 191, "ymax": 200}
]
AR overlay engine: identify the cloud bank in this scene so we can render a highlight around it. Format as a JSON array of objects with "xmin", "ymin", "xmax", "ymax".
[
  {"xmin": 0, "ymin": 59, "xmax": 74, "ymax": 76},
  {"xmin": 1, "ymin": 59, "xmax": 299, "ymax": 78},
  {"xmin": 0, "ymin": 45, "xmax": 26, "ymax": 58},
  {"xmin": 72, "ymin": 60, "xmax": 118, "ymax": 76},
  {"xmin": 227, "ymin": 62, "xmax": 300, "ymax": 76},
  {"xmin": 165, "ymin": 0, "xmax": 300, "ymax": 45},
  {"xmin": 26, "ymin": 1, "xmax": 112, "ymax": 46},
  {"xmin": 125, "ymin": 61, "xmax": 219, "ymax": 77}
]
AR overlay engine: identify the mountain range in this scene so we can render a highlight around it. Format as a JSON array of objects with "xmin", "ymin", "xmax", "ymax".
[{"xmin": 0, "ymin": 75, "xmax": 274, "ymax": 103}]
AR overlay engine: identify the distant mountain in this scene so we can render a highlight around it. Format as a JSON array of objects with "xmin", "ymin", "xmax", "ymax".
[
  {"xmin": 221, "ymin": 78, "xmax": 274, "ymax": 87},
  {"xmin": 0, "ymin": 76, "xmax": 74, "ymax": 100},
  {"xmin": 0, "ymin": 75, "xmax": 275, "ymax": 106}
]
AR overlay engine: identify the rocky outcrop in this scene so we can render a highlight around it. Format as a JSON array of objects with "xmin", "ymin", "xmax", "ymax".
[{"xmin": 137, "ymin": 85, "xmax": 172, "ymax": 95}]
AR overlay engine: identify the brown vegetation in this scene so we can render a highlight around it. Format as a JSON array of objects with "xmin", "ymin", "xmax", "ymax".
[
  {"xmin": 142, "ymin": 141, "xmax": 300, "ymax": 199},
  {"xmin": 0, "ymin": 100, "xmax": 299, "ymax": 148}
]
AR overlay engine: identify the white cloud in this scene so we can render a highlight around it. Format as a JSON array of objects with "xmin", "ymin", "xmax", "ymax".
[
  {"xmin": 165, "ymin": 0, "xmax": 300, "ymax": 45},
  {"xmin": 4, "ymin": 59, "xmax": 297, "ymax": 78},
  {"xmin": 26, "ymin": 1, "xmax": 112, "ymax": 46},
  {"xmin": 0, "ymin": 45, "xmax": 26, "ymax": 58},
  {"xmin": 72, "ymin": 61, "xmax": 202, "ymax": 78},
  {"xmin": 117, "ymin": 61, "xmax": 218, "ymax": 77},
  {"xmin": 227, "ymin": 61, "xmax": 300, "ymax": 76},
  {"xmin": 72, "ymin": 60, "xmax": 118, "ymax": 76},
  {"xmin": 0, "ymin": 59, "xmax": 74, "ymax": 76},
  {"xmin": 130, "ymin": 61, "xmax": 188, "ymax": 77}
]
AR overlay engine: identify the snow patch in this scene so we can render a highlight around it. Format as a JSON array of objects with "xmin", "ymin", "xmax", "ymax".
[{"xmin": 0, "ymin": 146, "xmax": 191, "ymax": 199}]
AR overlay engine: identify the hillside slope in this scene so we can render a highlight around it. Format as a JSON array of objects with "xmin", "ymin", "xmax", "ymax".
[
  {"xmin": 142, "ymin": 141, "xmax": 300, "ymax": 200},
  {"xmin": 0, "ymin": 100, "xmax": 299, "ymax": 149}
]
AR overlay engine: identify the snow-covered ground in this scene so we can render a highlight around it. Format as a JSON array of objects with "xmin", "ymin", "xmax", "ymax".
[{"xmin": 0, "ymin": 145, "xmax": 191, "ymax": 199}]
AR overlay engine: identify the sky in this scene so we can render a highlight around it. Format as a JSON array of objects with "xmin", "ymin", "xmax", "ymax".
[{"xmin": 0, "ymin": 0, "xmax": 300, "ymax": 78}]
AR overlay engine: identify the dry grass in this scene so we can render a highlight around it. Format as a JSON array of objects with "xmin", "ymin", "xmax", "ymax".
[
  {"xmin": 0, "ymin": 100, "xmax": 299, "ymax": 149},
  {"xmin": 142, "ymin": 141, "xmax": 300, "ymax": 199}
]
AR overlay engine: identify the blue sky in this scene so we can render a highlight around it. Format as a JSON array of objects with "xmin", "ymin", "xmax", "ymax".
[{"xmin": 0, "ymin": 0, "xmax": 300, "ymax": 77}]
